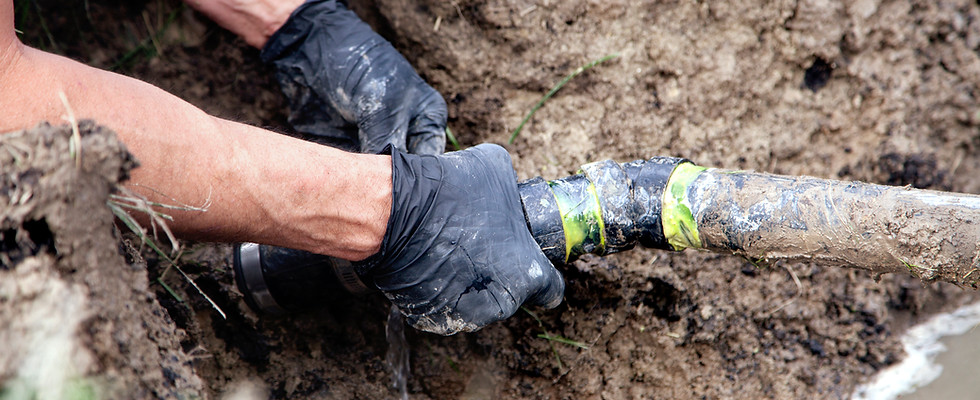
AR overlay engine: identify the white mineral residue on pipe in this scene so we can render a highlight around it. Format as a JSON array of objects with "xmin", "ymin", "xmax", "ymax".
[
  {"xmin": 897, "ymin": 190, "xmax": 980, "ymax": 209},
  {"xmin": 850, "ymin": 300, "xmax": 980, "ymax": 400}
]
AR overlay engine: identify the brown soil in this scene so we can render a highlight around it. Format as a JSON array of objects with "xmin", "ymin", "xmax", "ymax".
[
  {"xmin": 5, "ymin": 0, "xmax": 980, "ymax": 399},
  {"xmin": 0, "ymin": 122, "xmax": 202, "ymax": 398}
]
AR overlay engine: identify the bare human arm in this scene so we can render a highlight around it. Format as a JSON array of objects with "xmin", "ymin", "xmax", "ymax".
[
  {"xmin": 0, "ymin": 0, "xmax": 390, "ymax": 261},
  {"xmin": 2, "ymin": 0, "xmax": 569, "ymax": 335}
]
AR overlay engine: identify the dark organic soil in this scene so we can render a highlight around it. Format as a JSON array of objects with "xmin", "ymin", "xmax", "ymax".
[{"xmin": 5, "ymin": 0, "xmax": 980, "ymax": 399}]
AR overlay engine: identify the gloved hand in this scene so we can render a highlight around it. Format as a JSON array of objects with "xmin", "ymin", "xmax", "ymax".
[
  {"xmin": 357, "ymin": 144, "xmax": 565, "ymax": 335},
  {"xmin": 260, "ymin": 0, "xmax": 447, "ymax": 156}
]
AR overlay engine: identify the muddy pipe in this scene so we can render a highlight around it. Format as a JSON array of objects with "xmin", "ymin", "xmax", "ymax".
[{"xmin": 234, "ymin": 158, "xmax": 980, "ymax": 314}]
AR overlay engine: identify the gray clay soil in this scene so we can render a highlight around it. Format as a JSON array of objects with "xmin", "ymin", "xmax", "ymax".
[{"xmin": 4, "ymin": 0, "xmax": 980, "ymax": 399}]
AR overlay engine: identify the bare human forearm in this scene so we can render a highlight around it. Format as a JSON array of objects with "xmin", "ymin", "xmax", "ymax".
[{"xmin": 0, "ymin": 28, "xmax": 390, "ymax": 261}]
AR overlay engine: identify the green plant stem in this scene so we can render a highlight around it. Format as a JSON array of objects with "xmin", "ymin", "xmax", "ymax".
[
  {"xmin": 508, "ymin": 53, "xmax": 619, "ymax": 144},
  {"xmin": 108, "ymin": 201, "xmax": 226, "ymax": 319},
  {"xmin": 522, "ymin": 307, "xmax": 590, "ymax": 371},
  {"xmin": 537, "ymin": 333, "xmax": 589, "ymax": 349},
  {"xmin": 157, "ymin": 278, "xmax": 184, "ymax": 302},
  {"xmin": 445, "ymin": 126, "xmax": 461, "ymax": 151}
]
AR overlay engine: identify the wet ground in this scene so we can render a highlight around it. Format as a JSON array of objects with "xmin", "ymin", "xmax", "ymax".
[{"xmin": 6, "ymin": 0, "xmax": 980, "ymax": 398}]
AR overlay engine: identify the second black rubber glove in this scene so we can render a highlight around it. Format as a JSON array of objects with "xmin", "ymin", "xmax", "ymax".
[
  {"xmin": 357, "ymin": 144, "xmax": 565, "ymax": 335},
  {"xmin": 261, "ymin": 0, "xmax": 447, "ymax": 155}
]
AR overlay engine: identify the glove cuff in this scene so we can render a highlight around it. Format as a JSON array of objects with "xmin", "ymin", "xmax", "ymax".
[{"xmin": 353, "ymin": 145, "xmax": 434, "ymax": 278}]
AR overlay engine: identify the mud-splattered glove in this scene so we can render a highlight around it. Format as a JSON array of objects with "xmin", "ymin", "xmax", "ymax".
[
  {"xmin": 357, "ymin": 144, "xmax": 565, "ymax": 335},
  {"xmin": 261, "ymin": 0, "xmax": 446, "ymax": 156}
]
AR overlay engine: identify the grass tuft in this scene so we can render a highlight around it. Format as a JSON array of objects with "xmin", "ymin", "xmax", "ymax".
[
  {"xmin": 111, "ymin": 4, "xmax": 184, "ymax": 71},
  {"xmin": 508, "ymin": 53, "xmax": 619, "ymax": 144},
  {"xmin": 107, "ymin": 185, "xmax": 224, "ymax": 319}
]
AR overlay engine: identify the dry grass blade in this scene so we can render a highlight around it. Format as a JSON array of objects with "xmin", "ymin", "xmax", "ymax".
[
  {"xmin": 142, "ymin": 10, "xmax": 163, "ymax": 58},
  {"xmin": 766, "ymin": 264, "xmax": 805, "ymax": 316},
  {"xmin": 111, "ymin": 187, "xmax": 181, "ymax": 255},
  {"xmin": 110, "ymin": 184, "xmax": 211, "ymax": 255},
  {"xmin": 58, "ymin": 91, "xmax": 81, "ymax": 169},
  {"xmin": 107, "ymin": 185, "xmax": 225, "ymax": 319},
  {"xmin": 125, "ymin": 183, "xmax": 213, "ymax": 212}
]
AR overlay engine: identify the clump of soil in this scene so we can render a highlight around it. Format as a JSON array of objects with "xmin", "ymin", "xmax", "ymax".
[
  {"xmin": 0, "ymin": 122, "xmax": 201, "ymax": 398},
  {"xmin": 8, "ymin": 0, "xmax": 980, "ymax": 399}
]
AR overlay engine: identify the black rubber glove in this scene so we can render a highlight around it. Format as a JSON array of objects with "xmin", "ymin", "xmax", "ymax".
[
  {"xmin": 261, "ymin": 0, "xmax": 447, "ymax": 156},
  {"xmin": 357, "ymin": 144, "xmax": 565, "ymax": 335}
]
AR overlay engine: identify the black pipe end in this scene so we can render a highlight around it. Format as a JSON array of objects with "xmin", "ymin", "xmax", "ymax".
[
  {"xmin": 233, "ymin": 243, "xmax": 287, "ymax": 315},
  {"xmin": 233, "ymin": 244, "xmax": 370, "ymax": 314},
  {"xmin": 518, "ymin": 177, "xmax": 567, "ymax": 263}
]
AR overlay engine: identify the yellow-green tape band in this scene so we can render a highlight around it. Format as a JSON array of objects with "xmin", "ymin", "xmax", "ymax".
[
  {"xmin": 549, "ymin": 179, "xmax": 606, "ymax": 262},
  {"xmin": 662, "ymin": 162, "xmax": 706, "ymax": 250},
  {"xmin": 588, "ymin": 182, "xmax": 607, "ymax": 253}
]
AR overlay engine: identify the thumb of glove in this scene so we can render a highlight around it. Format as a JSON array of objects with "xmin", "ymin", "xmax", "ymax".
[{"xmin": 406, "ymin": 85, "xmax": 448, "ymax": 156}]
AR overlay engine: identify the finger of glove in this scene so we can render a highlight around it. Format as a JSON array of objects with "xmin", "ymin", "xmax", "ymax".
[
  {"xmin": 266, "ymin": 55, "xmax": 364, "ymax": 150},
  {"xmin": 446, "ymin": 250, "xmax": 564, "ymax": 329},
  {"xmin": 521, "ymin": 251, "xmax": 565, "ymax": 309},
  {"xmin": 406, "ymin": 84, "xmax": 448, "ymax": 156},
  {"xmin": 451, "ymin": 145, "xmax": 564, "ymax": 311}
]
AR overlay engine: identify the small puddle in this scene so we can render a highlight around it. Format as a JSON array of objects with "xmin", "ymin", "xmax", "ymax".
[
  {"xmin": 899, "ymin": 324, "xmax": 980, "ymax": 400},
  {"xmin": 851, "ymin": 300, "xmax": 980, "ymax": 400},
  {"xmin": 386, "ymin": 304, "xmax": 410, "ymax": 400},
  {"xmin": 460, "ymin": 361, "xmax": 499, "ymax": 400}
]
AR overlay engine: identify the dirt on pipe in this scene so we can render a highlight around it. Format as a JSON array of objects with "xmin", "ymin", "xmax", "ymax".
[{"xmin": 686, "ymin": 169, "xmax": 980, "ymax": 286}]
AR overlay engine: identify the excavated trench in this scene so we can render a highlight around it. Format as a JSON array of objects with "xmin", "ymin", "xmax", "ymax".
[{"xmin": 5, "ymin": 0, "xmax": 980, "ymax": 398}]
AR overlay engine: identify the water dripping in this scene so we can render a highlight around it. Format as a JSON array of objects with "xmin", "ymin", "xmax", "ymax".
[{"xmin": 386, "ymin": 303, "xmax": 410, "ymax": 400}]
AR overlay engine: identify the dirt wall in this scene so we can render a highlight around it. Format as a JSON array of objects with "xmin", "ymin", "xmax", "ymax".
[{"xmin": 0, "ymin": 122, "xmax": 202, "ymax": 398}]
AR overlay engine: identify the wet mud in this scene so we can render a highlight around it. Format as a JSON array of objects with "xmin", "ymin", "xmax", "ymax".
[{"xmin": 7, "ymin": 0, "xmax": 980, "ymax": 399}]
